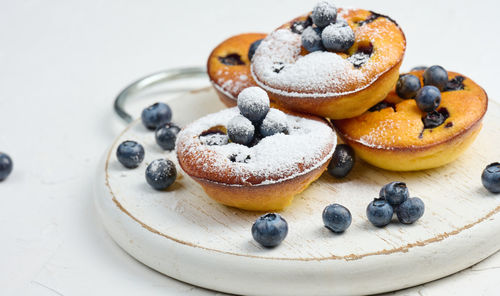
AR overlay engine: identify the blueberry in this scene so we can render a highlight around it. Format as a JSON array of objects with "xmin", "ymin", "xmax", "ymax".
[
  {"xmin": 251, "ymin": 213, "xmax": 288, "ymax": 248},
  {"xmin": 396, "ymin": 197, "xmax": 425, "ymax": 224},
  {"xmin": 227, "ymin": 115, "xmax": 255, "ymax": 146},
  {"xmin": 219, "ymin": 53, "xmax": 244, "ymax": 66},
  {"xmin": 327, "ymin": 144, "xmax": 355, "ymax": 178},
  {"xmin": 379, "ymin": 181, "xmax": 409, "ymax": 206},
  {"xmin": 0, "ymin": 153, "xmax": 13, "ymax": 181},
  {"xmin": 259, "ymin": 108, "xmax": 288, "ymax": 137},
  {"xmin": 396, "ymin": 74, "xmax": 421, "ymax": 99},
  {"xmin": 199, "ymin": 133, "xmax": 229, "ymax": 146},
  {"xmin": 301, "ymin": 26, "xmax": 325, "ymax": 52},
  {"xmin": 155, "ymin": 122, "xmax": 181, "ymax": 151},
  {"xmin": 368, "ymin": 101, "xmax": 395, "ymax": 112},
  {"xmin": 445, "ymin": 75, "xmax": 465, "ymax": 92},
  {"xmin": 291, "ymin": 16, "xmax": 313, "ymax": 34},
  {"xmin": 248, "ymin": 39, "xmax": 263, "ymax": 61},
  {"xmin": 141, "ymin": 102, "xmax": 172, "ymax": 130},
  {"xmin": 237, "ymin": 87, "xmax": 270, "ymax": 123},
  {"xmin": 482, "ymin": 162, "xmax": 500, "ymax": 193},
  {"xmin": 321, "ymin": 22, "xmax": 355, "ymax": 52},
  {"xmin": 322, "ymin": 204, "xmax": 352, "ymax": 233},
  {"xmin": 410, "ymin": 65, "xmax": 427, "ymax": 72},
  {"xmin": 116, "ymin": 141, "xmax": 145, "ymax": 168},
  {"xmin": 335, "ymin": 17, "xmax": 348, "ymax": 27},
  {"xmin": 422, "ymin": 110, "xmax": 446, "ymax": 129},
  {"xmin": 311, "ymin": 0, "xmax": 337, "ymax": 28},
  {"xmin": 415, "ymin": 85, "xmax": 441, "ymax": 112},
  {"xmin": 272, "ymin": 62, "xmax": 285, "ymax": 73},
  {"xmin": 145, "ymin": 159, "xmax": 177, "ymax": 190},
  {"xmin": 423, "ymin": 65, "xmax": 448, "ymax": 91},
  {"xmin": 366, "ymin": 198, "xmax": 393, "ymax": 227}
]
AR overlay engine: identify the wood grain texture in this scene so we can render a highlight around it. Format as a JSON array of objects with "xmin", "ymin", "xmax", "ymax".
[{"xmin": 95, "ymin": 88, "xmax": 500, "ymax": 296}]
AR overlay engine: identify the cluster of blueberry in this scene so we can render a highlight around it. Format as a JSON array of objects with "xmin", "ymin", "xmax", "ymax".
[
  {"xmin": 116, "ymin": 102, "xmax": 178, "ymax": 190},
  {"xmin": 300, "ymin": 1, "xmax": 355, "ymax": 53},
  {"xmin": 227, "ymin": 87, "xmax": 288, "ymax": 147},
  {"xmin": 0, "ymin": 152, "xmax": 13, "ymax": 181},
  {"xmin": 252, "ymin": 182, "xmax": 425, "ymax": 247},
  {"xmin": 397, "ymin": 65, "xmax": 454, "ymax": 128},
  {"xmin": 367, "ymin": 182, "xmax": 424, "ymax": 227}
]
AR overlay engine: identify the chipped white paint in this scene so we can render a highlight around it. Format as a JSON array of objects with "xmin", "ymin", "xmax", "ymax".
[{"xmin": 94, "ymin": 88, "xmax": 500, "ymax": 296}]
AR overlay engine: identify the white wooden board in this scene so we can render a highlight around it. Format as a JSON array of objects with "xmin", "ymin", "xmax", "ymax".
[{"xmin": 94, "ymin": 87, "xmax": 500, "ymax": 296}]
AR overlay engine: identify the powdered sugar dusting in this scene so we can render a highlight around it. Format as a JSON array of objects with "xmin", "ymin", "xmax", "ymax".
[
  {"xmin": 251, "ymin": 9, "xmax": 405, "ymax": 98},
  {"xmin": 227, "ymin": 114, "xmax": 255, "ymax": 137},
  {"xmin": 252, "ymin": 29, "xmax": 364, "ymax": 95},
  {"xmin": 302, "ymin": 26, "xmax": 322, "ymax": 44},
  {"xmin": 218, "ymin": 78, "xmax": 249, "ymax": 98},
  {"xmin": 177, "ymin": 107, "xmax": 336, "ymax": 186},
  {"xmin": 214, "ymin": 75, "xmax": 253, "ymax": 100},
  {"xmin": 357, "ymin": 119, "xmax": 402, "ymax": 149},
  {"xmin": 199, "ymin": 134, "xmax": 229, "ymax": 146},
  {"xmin": 260, "ymin": 108, "xmax": 288, "ymax": 136}
]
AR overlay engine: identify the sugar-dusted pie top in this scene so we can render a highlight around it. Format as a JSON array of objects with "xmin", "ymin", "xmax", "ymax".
[
  {"xmin": 251, "ymin": 8, "xmax": 406, "ymax": 98},
  {"xmin": 176, "ymin": 107, "xmax": 336, "ymax": 186}
]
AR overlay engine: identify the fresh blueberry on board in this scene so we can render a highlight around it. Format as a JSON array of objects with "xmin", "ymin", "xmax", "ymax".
[
  {"xmin": 141, "ymin": 102, "xmax": 172, "ymax": 130},
  {"xmin": 0, "ymin": 153, "xmax": 13, "ymax": 181},
  {"xmin": 321, "ymin": 22, "xmax": 355, "ymax": 52},
  {"xmin": 116, "ymin": 141, "xmax": 145, "ymax": 169},
  {"xmin": 227, "ymin": 115, "xmax": 255, "ymax": 146},
  {"xmin": 379, "ymin": 181, "xmax": 409, "ymax": 207},
  {"xmin": 248, "ymin": 39, "xmax": 263, "ymax": 61},
  {"xmin": 145, "ymin": 159, "xmax": 177, "ymax": 190},
  {"xmin": 155, "ymin": 122, "xmax": 181, "ymax": 151},
  {"xmin": 366, "ymin": 198, "xmax": 393, "ymax": 227},
  {"xmin": 311, "ymin": 0, "xmax": 337, "ymax": 28},
  {"xmin": 322, "ymin": 203, "xmax": 352, "ymax": 233},
  {"xmin": 259, "ymin": 109, "xmax": 288, "ymax": 137},
  {"xmin": 396, "ymin": 74, "xmax": 421, "ymax": 99},
  {"xmin": 301, "ymin": 27, "xmax": 325, "ymax": 52},
  {"xmin": 251, "ymin": 213, "xmax": 288, "ymax": 248},
  {"xmin": 415, "ymin": 85, "xmax": 441, "ymax": 112},
  {"xmin": 327, "ymin": 144, "xmax": 355, "ymax": 178},
  {"xmin": 423, "ymin": 65, "xmax": 448, "ymax": 91},
  {"xmin": 410, "ymin": 65, "xmax": 427, "ymax": 71},
  {"xmin": 237, "ymin": 87, "xmax": 270, "ymax": 123},
  {"xmin": 482, "ymin": 162, "xmax": 500, "ymax": 193},
  {"xmin": 396, "ymin": 197, "xmax": 425, "ymax": 224}
]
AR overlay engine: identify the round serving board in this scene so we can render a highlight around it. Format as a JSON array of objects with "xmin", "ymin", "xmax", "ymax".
[{"xmin": 94, "ymin": 87, "xmax": 500, "ymax": 296}]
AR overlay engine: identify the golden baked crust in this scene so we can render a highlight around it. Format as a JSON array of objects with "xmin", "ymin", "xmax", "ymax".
[
  {"xmin": 333, "ymin": 70, "xmax": 488, "ymax": 171},
  {"xmin": 192, "ymin": 161, "xmax": 329, "ymax": 211},
  {"xmin": 251, "ymin": 9, "xmax": 406, "ymax": 119},
  {"xmin": 207, "ymin": 33, "xmax": 267, "ymax": 107}
]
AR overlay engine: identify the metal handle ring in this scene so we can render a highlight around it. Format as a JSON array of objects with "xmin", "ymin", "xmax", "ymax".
[{"xmin": 114, "ymin": 67, "xmax": 207, "ymax": 124}]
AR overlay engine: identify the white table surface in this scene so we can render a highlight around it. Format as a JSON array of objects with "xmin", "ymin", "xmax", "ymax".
[{"xmin": 1, "ymin": 0, "xmax": 499, "ymax": 295}]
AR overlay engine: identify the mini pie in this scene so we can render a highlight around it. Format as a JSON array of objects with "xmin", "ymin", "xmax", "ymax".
[
  {"xmin": 176, "ymin": 107, "xmax": 336, "ymax": 211},
  {"xmin": 333, "ymin": 70, "xmax": 488, "ymax": 171},
  {"xmin": 207, "ymin": 33, "xmax": 267, "ymax": 107},
  {"xmin": 250, "ymin": 9, "xmax": 406, "ymax": 119}
]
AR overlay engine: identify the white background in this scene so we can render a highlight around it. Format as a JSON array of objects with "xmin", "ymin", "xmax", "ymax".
[{"xmin": 1, "ymin": 0, "xmax": 499, "ymax": 295}]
